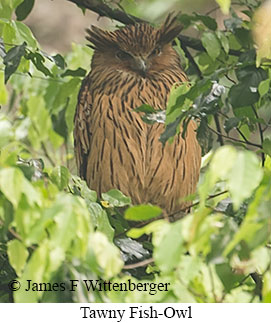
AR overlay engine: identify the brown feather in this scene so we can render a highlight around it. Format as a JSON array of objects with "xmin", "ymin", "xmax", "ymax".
[{"xmin": 74, "ymin": 14, "xmax": 201, "ymax": 214}]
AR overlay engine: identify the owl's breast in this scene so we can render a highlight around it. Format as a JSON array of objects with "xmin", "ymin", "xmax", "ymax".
[{"xmin": 85, "ymin": 73, "xmax": 200, "ymax": 212}]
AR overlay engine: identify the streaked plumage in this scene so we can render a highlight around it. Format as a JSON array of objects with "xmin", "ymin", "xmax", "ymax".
[{"xmin": 74, "ymin": 14, "xmax": 201, "ymax": 214}]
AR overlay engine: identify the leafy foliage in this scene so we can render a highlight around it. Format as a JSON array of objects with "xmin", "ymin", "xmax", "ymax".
[{"xmin": 0, "ymin": 0, "xmax": 270, "ymax": 304}]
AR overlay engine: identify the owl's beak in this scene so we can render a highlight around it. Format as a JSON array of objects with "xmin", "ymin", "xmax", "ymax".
[{"xmin": 133, "ymin": 57, "xmax": 147, "ymax": 75}]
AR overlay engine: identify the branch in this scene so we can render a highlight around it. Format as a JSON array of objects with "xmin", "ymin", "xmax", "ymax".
[
  {"xmin": 66, "ymin": 0, "xmax": 242, "ymax": 57},
  {"xmin": 123, "ymin": 258, "xmax": 154, "ymax": 270},
  {"xmin": 251, "ymin": 104, "xmax": 265, "ymax": 166},
  {"xmin": 66, "ymin": 0, "xmax": 143, "ymax": 24},
  {"xmin": 167, "ymin": 189, "xmax": 229, "ymax": 219},
  {"xmin": 214, "ymin": 114, "xmax": 224, "ymax": 146},
  {"xmin": 180, "ymin": 42, "xmax": 203, "ymax": 79},
  {"xmin": 131, "ymin": 190, "xmax": 229, "ymax": 230},
  {"xmin": 207, "ymin": 125, "xmax": 262, "ymax": 149}
]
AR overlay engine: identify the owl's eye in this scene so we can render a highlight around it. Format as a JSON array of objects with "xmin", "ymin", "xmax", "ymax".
[
  {"xmin": 149, "ymin": 47, "xmax": 161, "ymax": 57},
  {"xmin": 116, "ymin": 51, "xmax": 132, "ymax": 60}
]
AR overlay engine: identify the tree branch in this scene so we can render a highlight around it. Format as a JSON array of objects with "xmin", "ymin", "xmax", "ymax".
[
  {"xmin": 67, "ymin": 0, "xmax": 143, "ymax": 24},
  {"xmin": 207, "ymin": 125, "xmax": 262, "ymax": 149},
  {"xmin": 66, "ymin": 0, "xmax": 242, "ymax": 57},
  {"xmin": 214, "ymin": 114, "xmax": 224, "ymax": 146},
  {"xmin": 123, "ymin": 258, "xmax": 154, "ymax": 270},
  {"xmin": 251, "ymin": 104, "xmax": 265, "ymax": 166}
]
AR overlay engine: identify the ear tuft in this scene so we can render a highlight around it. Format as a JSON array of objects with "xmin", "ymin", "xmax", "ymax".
[
  {"xmin": 86, "ymin": 26, "xmax": 118, "ymax": 51},
  {"xmin": 159, "ymin": 12, "xmax": 183, "ymax": 45}
]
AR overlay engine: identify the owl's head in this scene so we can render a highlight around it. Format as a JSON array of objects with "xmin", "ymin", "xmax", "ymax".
[{"xmin": 86, "ymin": 14, "xmax": 183, "ymax": 77}]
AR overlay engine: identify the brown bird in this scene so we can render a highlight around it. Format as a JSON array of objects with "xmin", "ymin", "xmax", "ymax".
[{"xmin": 74, "ymin": 14, "xmax": 201, "ymax": 215}]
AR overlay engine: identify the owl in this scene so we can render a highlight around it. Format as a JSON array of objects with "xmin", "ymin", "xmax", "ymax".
[{"xmin": 74, "ymin": 14, "xmax": 201, "ymax": 215}]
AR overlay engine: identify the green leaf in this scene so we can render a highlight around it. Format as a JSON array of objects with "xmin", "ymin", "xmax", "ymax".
[
  {"xmin": 154, "ymin": 221, "xmax": 184, "ymax": 273},
  {"xmin": 201, "ymin": 32, "xmax": 221, "ymax": 61},
  {"xmin": 199, "ymin": 146, "xmax": 236, "ymax": 204},
  {"xmin": 15, "ymin": 242, "xmax": 49, "ymax": 302},
  {"xmin": 229, "ymin": 82, "xmax": 259, "ymax": 108},
  {"xmin": 16, "ymin": 21, "xmax": 37, "ymax": 48},
  {"xmin": 176, "ymin": 255, "xmax": 202, "ymax": 283},
  {"xmin": 236, "ymin": 66, "xmax": 267, "ymax": 85},
  {"xmin": 0, "ymin": 167, "xmax": 23, "ymax": 207},
  {"xmin": 72, "ymin": 176, "xmax": 97, "ymax": 202},
  {"xmin": 7, "ymin": 239, "xmax": 29, "ymax": 276},
  {"xmin": 134, "ymin": 104, "xmax": 156, "ymax": 113},
  {"xmin": 195, "ymin": 14, "xmax": 217, "ymax": 31},
  {"xmin": 224, "ymin": 117, "xmax": 240, "ymax": 133},
  {"xmin": 49, "ymin": 195, "xmax": 77, "ymax": 253},
  {"xmin": 50, "ymin": 166, "xmax": 69, "ymax": 190},
  {"xmin": 216, "ymin": 263, "xmax": 244, "ymax": 292},
  {"xmin": 89, "ymin": 232, "xmax": 123, "ymax": 279},
  {"xmin": 258, "ymin": 79, "xmax": 270, "ymax": 97},
  {"xmin": 48, "ymin": 127, "xmax": 64, "ymax": 148},
  {"xmin": 3, "ymin": 42, "xmax": 26, "ymax": 83},
  {"xmin": 127, "ymin": 220, "xmax": 165, "ymax": 239},
  {"xmin": 217, "ymin": 30, "xmax": 229, "ymax": 54},
  {"xmin": 15, "ymin": 0, "xmax": 35, "ymax": 21},
  {"xmin": 88, "ymin": 202, "xmax": 114, "ymax": 241},
  {"xmin": 52, "ymin": 78, "xmax": 81, "ymax": 114},
  {"xmin": 263, "ymin": 138, "xmax": 271, "ymax": 156},
  {"xmin": 61, "ymin": 67, "xmax": 86, "ymax": 77},
  {"xmin": 101, "ymin": 189, "xmax": 131, "ymax": 207},
  {"xmin": 51, "ymin": 54, "xmax": 66, "ymax": 69},
  {"xmin": 51, "ymin": 109, "xmax": 67, "ymax": 140},
  {"xmin": 0, "ymin": 0, "xmax": 24, "ymax": 19},
  {"xmin": 26, "ymin": 51, "xmax": 52, "ymax": 77},
  {"xmin": 0, "ymin": 117, "xmax": 13, "ymax": 148},
  {"xmin": 216, "ymin": 0, "xmax": 231, "ymax": 14},
  {"xmin": 27, "ymin": 96, "xmax": 51, "ymax": 145},
  {"xmin": 228, "ymin": 150, "xmax": 263, "ymax": 209},
  {"xmin": 65, "ymin": 84, "xmax": 80, "ymax": 133},
  {"xmin": 160, "ymin": 116, "xmax": 181, "ymax": 145},
  {"xmin": 263, "ymin": 272, "xmax": 271, "ymax": 303},
  {"xmin": 166, "ymin": 82, "xmax": 191, "ymax": 118},
  {"xmin": 125, "ymin": 204, "xmax": 162, "ymax": 221}
]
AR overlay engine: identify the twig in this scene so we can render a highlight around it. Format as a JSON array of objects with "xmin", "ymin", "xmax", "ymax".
[
  {"xmin": 250, "ymin": 272, "xmax": 263, "ymax": 301},
  {"xmin": 207, "ymin": 125, "xmax": 262, "ymax": 148},
  {"xmin": 251, "ymin": 104, "xmax": 265, "ymax": 166},
  {"xmin": 218, "ymin": 110, "xmax": 261, "ymax": 147},
  {"xmin": 0, "ymin": 68, "xmax": 65, "ymax": 83},
  {"xmin": 214, "ymin": 114, "xmax": 224, "ymax": 146},
  {"xmin": 133, "ymin": 190, "xmax": 229, "ymax": 228},
  {"xmin": 167, "ymin": 190, "xmax": 228, "ymax": 219},
  {"xmin": 8, "ymin": 227, "xmax": 22, "ymax": 241},
  {"xmin": 205, "ymin": 6, "xmax": 221, "ymax": 16},
  {"xmin": 41, "ymin": 142, "xmax": 56, "ymax": 167},
  {"xmin": 67, "ymin": 0, "xmax": 143, "ymax": 24},
  {"xmin": 180, "ymin": 43, "xmax": 203, "ymax": 79},
  {"xmin": 225, "ymin": 74, "xmax": 237, "ymax": 84},
  {"xmin": 123, "ymin": 257, "xmax": 154, "ymax": 270}
]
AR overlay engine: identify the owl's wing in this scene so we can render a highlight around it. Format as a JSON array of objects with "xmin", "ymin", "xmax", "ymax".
[{"xmin": 73, "ymin": 76, "xmax": 92, "ymax": 180}]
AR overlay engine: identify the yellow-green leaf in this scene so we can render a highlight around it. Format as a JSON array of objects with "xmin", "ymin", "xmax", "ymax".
[
  {"xmin": 7, "ymin": 239, "xmax": 29, "ymax": 276},
  {"xmin": 89, "ymin": 232, "xmax": 123, "ymax": 279},
  {"xmin": 216, "ymin": 0, "xmax": 231, "ymax": 14}
]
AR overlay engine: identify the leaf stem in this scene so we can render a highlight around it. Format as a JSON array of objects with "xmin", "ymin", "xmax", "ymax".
[{"xmin": 251, "ymin": 104, "xmax": 265, "ymax": 166}]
